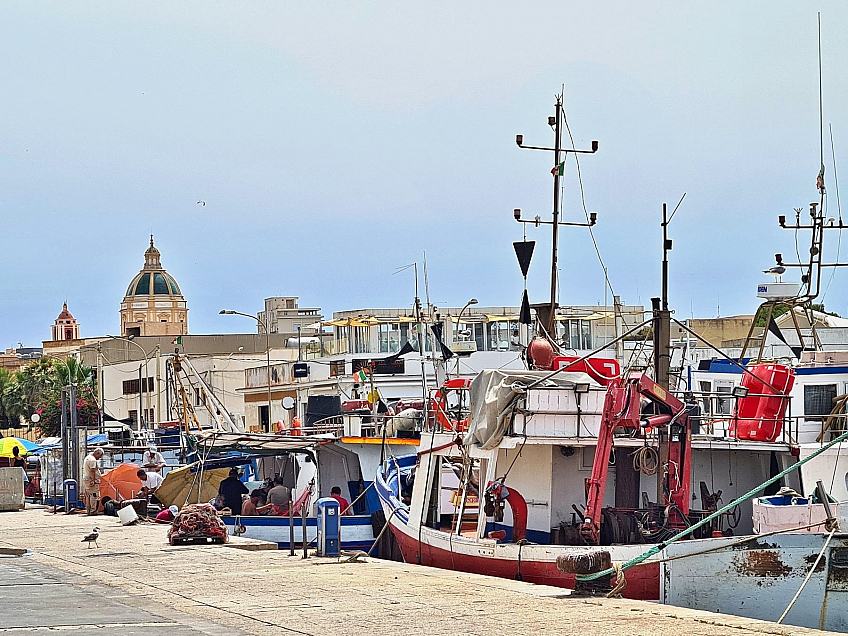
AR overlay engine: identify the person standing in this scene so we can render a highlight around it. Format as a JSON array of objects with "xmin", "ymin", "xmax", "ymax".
[
  {"xmin": 141, "ymin": 444, "xmax": 166, "ymax": 472},
  {"xmin": 10, "ymin": 446, "xmax": 26, "ymax": 469},
  {"xmin": 217, "ymin": 468, "xmax": 248, "ymax": 515},
  {"xmin": 82, "ymin": 448, "xmax": 104, "ymax": 515}
]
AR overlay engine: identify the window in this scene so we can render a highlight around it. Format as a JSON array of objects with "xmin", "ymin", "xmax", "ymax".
[
  {"xmin": 258, "ymin": 405, "xmax": 270, "ymax": 430},
  {"xmin": 129, "ymin": 409, "xmax": 138, "ymax": 427},
  {"xmin": 489, "ymin": 322, "xmax": 517, "ymax": 351},
  {"xmin": 134, "ymin": 273, "xmax": 151, "ymax": 295},
  {"xmin": 329, "ymin": 360, "xmax": 345, "ymax": 377},
  {"xmin": 122, "ymin": 377, "xmax": 154, "ymax": 395},
  {"xmin": 557, "ymin": 319, "xmax": 593, "ymax": 351},
  {"xmin": 805, "ymin": 384, "xmax": 838, "ymax": 417},
  {"xmin": 153, "ymin": 273, "xmax": 169, "ymax": 294},
  {"xmin": 379, "ymin": 323, "xmax": 401, "ymax": 353}
]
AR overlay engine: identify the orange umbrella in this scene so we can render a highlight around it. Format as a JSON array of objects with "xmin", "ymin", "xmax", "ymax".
[{"xmin": 100, "ymin": 463, "xmax": 142, "ymax": 503}]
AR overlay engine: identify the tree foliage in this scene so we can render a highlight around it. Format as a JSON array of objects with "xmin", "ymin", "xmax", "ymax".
[{"xmin": 0, "ymin": 358, "xmax": 97, "ymax": 437}]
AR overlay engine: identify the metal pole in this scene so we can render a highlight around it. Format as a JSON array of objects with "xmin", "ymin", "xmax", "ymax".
[
  {"xmin": 297, "ymin": 325, "xmax": 302, "ymax": 361},
  {"xmin": 301, "ymin": 489, "xmax": 308, "ymax": 559},
  {"xmin": 138, "ymin": 364, "xmax": 143, "ymax": 432},
  {"xmin": 61, "ymin": 388, "xmax": 69, "ymax": 482},
  {"xmin": 69, "ymin": 384, "xmax": 79, "ymax": 489},
  {"xmin": 266, "ymin": 323, "xmax": 272, "ymax": 433},
  {"xmin": 289, "ymin": 490, "xmax": 295, "ymax": 556},
  {"xmin": 97, "ymin": 343, "xmax": 104, "ymax": 434},
  {"xmin": 156, "ymin": 345, "xmax": 162, "ymax": 426},
  {"xmin": 662, "ymin": 202, "xmax": 669, "ymax": 311},
  {"xmin": 549, "ymin": 96, "xmax": 562, "ymax": 334}
]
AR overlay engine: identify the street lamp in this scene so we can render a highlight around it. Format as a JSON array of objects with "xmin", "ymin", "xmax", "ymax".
[
  {"xmin": 105, "ymin": 335, "xmax": 153, "ymax": 432},
  {"xmin": 220, "ymin": 309, "xmax": 273, "ymax": 433},
  {"xmin": 454, "ymin": 298, "xmax": 479, "ymax": 374}
]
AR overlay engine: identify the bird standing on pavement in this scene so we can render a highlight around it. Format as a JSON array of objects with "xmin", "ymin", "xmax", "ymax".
[
  {"xmin": 763, "ymin": 265, "xmax": 786, "ymax": 282},
  {"xmin": 81, "ymin": 527, "xmax": 100, "ymax": 548}
]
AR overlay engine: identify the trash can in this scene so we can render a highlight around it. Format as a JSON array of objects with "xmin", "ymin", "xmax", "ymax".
[
  {"xmin": 316, "ymin": 497, "xmax": 341, "ymax": 557},
  {"xmin": 63, "ymin": 479, "xmax": 78, "ymax": 508}
]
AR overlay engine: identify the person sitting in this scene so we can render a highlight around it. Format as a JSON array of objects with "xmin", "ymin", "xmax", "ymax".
[
  {"xmin": 142, "ymin": 445, "xmax": 166, "ymax": 472},
  {"xmin": 330, "ymin": 486, "xmax": 352, "ymax": 515},
  {"xmin": 136, "ymin": 468, "xmax": 164, "ymax": 504},
  {"xmin": 217, "ymin": 468, "xmax": 248, "ymax": 515},
  {"xmin": 241, "ymin": 489, "xmax": 273, "ymax": 516},
  {"xmin": 267, "ymin": 476, "xmax": 291, "ymax": 516},
  {"xmin": 155, "ymin": 505, "xmax": 179, "ymax": 523}
]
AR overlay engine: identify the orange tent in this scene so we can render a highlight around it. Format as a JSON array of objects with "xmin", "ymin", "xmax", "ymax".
[{"xmin": 100, "ymin": 463, "xmax": 142, "ymax": 503}]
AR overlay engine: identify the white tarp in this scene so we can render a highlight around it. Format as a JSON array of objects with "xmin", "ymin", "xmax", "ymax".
[{"xmin": 463, "ymin": 369, "xmax": 602, "ymax": 450}]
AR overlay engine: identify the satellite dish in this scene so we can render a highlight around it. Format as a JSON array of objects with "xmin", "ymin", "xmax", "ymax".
[
  {"xmin": 281, "ymin": 396, "xmax": 295, "ymax": 410},
  {"xmin": 30, "ymin": 413, "xmax": 40, "ymax": 423}
]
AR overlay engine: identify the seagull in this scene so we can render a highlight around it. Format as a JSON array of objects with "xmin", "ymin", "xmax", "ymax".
[
  {"xmin": 763, "ymin": 265, "xmax": 786, "ymax": 282},
  {"xmin": 197, "ymin": 200, "xmax": 206, "ymax": 207},
  {"xmin": 81, "ymin": 527, "xmax": 100, "ymax": 549}
]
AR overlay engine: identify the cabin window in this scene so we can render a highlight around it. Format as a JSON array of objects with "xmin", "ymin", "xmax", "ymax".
[
  {"xmin": 714, "ymin": 382, "xmax": 734, "ymax": 415},
  {"xmin": 804, "ymin": 384, "xmax": 838, "ymax": 417}
]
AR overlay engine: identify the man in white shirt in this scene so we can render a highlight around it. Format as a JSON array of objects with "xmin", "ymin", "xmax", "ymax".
[
  {"xmin": 142, "ymin": 445, "xmax": 166, "ymax": 472},
  {"xmin": 83, "ymin": 448, "xmax": 104, "ymax": 515},
  {"xmin": 136, "ymin": 468, "xmax": 164, "ymax": 504}
]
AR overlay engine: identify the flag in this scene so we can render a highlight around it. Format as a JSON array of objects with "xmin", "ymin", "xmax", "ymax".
[
  {"xmin": 767, "ymin": 315, "xmax": 802, "ymax": 359},
  {"xmin": 352, "ymin": 369, "xmax": 368, "ymax": 384},
  {"xmin": 551, "ymin": 161, "xmax": 564, "ymax": 176},
  {"xmin": 171, "ymin": 336, "xmax": 182, "ymax": 345},
  {"xmin": 385, "ymin": 340, "xmax": 415, "ymax": 362},
  {"xmin": 429, "ymin": 323, "xmax": 454, "ymax": 360}
]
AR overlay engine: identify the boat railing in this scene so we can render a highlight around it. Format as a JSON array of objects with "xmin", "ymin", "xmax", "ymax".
[{"xmin": 287, "ymin": 412, "xmax": 431, "ymax": 439}]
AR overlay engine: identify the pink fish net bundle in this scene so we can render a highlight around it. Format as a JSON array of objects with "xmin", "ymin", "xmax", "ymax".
[{"xmin": 167, "ymin": 503, "xmax": 229, "ymax": 544}]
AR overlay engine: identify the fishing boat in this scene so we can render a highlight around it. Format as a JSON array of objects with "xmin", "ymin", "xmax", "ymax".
[{"xmin": 375, "ymin": 356, "xmax": 806, "ymax": 599}]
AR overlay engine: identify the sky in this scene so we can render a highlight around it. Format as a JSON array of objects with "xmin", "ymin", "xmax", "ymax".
[{"xmin": 3, "ymin": 2, "xmax": 848, "ymax": 348}]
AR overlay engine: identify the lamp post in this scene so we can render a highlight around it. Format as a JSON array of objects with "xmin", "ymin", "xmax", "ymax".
[
  {"xmin": 454, "ymin": 298, "xmax": 478, "ymax": 375},
  {"xmin": 105, "ymin": 335, "xmax": 153, "ymax": 432},
  {"xmin": 220, "ymin": 310, "xmax": 273, "ymax": 432}
]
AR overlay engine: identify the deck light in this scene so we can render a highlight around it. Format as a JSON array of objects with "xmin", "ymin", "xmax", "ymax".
[
  {"xmin": 732, "ymin": 386, "xmax": 749, "ymax": 399},
  {"xmin": 514, "ymin": 208, "xmax": 521, "ymax": 221},
  {"xmin": 574, "ymin": 382, "xmax": 591, "ymax": 394},
  {"xmin": 515, "ymin": 134, "xmax": 523, "ymax": 146},
  {"xmin": 591, "ymin": 140, "xmax": 599, "ymax": 152}
]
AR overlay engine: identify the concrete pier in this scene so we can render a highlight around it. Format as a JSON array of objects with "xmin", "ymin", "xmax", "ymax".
[{"xmin": 0, "ymin": 507, "xmax": 838, "ymax": 635}]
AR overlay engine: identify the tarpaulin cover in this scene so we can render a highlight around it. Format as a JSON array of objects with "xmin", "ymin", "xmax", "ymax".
[{"xmin": 463, "ymin": 369, "xmax": 601, "ymax": 450}]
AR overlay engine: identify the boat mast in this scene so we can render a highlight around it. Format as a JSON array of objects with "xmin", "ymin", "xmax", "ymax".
[{"xmin": 514, "ymin": 92, "xmax": 599, "ymax": 337}]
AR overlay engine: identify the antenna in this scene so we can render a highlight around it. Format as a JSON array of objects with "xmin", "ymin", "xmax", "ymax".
[
  {"xmin": 817, "ymin": 12, "xmax": 826, "ymax": 195},
  {"xmin": 423, "ymin": 251, "xmax": 431, "ymax": 314}
]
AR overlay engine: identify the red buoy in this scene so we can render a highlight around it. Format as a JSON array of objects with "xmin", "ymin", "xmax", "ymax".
[{"xmin": 527, "ymin": 337, "xmax": 555, "ymax": 370}]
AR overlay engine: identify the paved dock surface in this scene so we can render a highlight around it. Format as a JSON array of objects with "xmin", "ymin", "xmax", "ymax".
[{"xmin": 0, "ymin": 507, "xmax": 838, "ymax": 635}]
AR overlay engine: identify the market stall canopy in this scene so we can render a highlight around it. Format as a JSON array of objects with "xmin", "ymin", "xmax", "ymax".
[
  {"xmin": 156, "ymin": 463, "xmax": 230, "ymax": 508},
  {"xmin": 194, "ymin": 432, "xmax": 330, "ymax": 455},
  {"xmin": 0, "ymin": 437, "xmax": 39, "ymax": 458}
]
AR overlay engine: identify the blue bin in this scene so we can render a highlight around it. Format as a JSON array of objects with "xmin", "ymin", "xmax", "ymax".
[
  {"xmin": 63, "ymin": 479, "xmax": 78, "ymax": 508},
  {"xmin": 316, "ymin": 497, "xmax": 341, "ymax": 557}
]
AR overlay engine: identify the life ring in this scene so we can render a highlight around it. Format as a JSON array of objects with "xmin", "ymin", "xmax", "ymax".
[{"xmin": 432, "ymin": 378, "xmax": 471, "ymax": 432}]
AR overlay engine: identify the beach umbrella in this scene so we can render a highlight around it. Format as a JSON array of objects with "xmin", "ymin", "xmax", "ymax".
[
  {"xmin": 155, "ymin": 463, "xmax": 230, "ymax": 508},
  {"xmin": 100, "ymin": 463, "xmax": 142, "ymax": 502},
  {"xmin": 0, "ymin": 437, "xmax": 40, "ymax": 458}
]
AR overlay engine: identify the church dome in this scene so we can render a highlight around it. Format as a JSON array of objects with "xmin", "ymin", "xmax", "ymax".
[
  {"xmin": 120, "ymin": 236, "xmax": 188, "ymax": 337},
  {"xmin": 56, "ymin": 302, "xmax": 75, "ymax": 321},
  {"xmin": 124, "ymin": 236, "xmax": 183, "ymax": 297}
]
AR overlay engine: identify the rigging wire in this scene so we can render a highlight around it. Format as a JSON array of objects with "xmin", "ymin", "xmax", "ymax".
[
  {"xmin": 822, "ymin": 123, "xmax": 843, "ymax": 302},
  {"xmin": 561, "ymin": 108, "xmax": 616, "ymax": 301}
]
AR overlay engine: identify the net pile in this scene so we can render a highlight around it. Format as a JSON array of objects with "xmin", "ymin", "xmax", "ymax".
[{"xmin": 167, "ymin": 503, "xmax": 228, "ymax": 544}]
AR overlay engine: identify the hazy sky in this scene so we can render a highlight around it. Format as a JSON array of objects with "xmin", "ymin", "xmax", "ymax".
[{"xmin": 3, "ymin": 2, "xmax": 848, "ymax": 348}]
